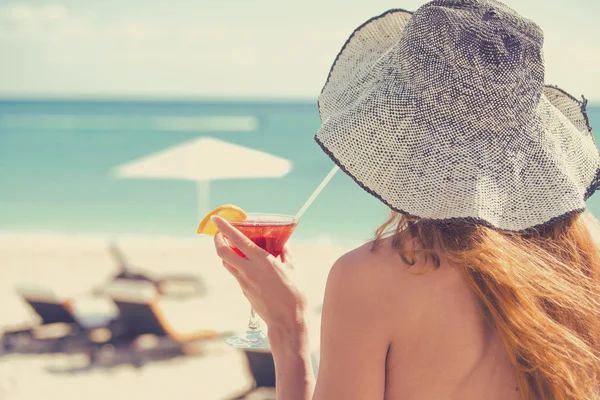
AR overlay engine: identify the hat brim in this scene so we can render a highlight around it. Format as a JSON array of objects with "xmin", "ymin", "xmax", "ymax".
[{"xmin": 315, "ymin": 9, "xmax": 600, "ymax": 232}]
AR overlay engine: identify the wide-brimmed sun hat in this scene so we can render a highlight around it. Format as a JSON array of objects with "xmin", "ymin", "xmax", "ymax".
[{"xmin": 315, "ymin": 0, "xmax": 600, "ymax": 232}]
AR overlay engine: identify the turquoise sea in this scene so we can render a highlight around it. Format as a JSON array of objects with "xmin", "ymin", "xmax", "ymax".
[{"xmin": 0, "ymin": 99, "xmax": 599, "ymax": 244}]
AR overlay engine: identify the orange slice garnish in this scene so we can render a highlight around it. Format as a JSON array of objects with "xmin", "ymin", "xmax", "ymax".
[{"xmin": 197, "ymin": 205, "xmax": 247, "ymax": 236}]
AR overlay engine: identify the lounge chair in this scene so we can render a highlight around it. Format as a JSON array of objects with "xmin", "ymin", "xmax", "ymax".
[
  {"xmin": 98, "ymin": 242, "xmax": 206, "ymax": 298},
  {"xmin": 244, "ymin": 349, "xmax": 277, "ymax": 388},
  {"xmin": 2, "ymin": 285, "xmax": 118, "ymax": 352},
  {"xmin": 228, "ymin": 346, "xmax": 321, "ymax": 399},
  {"xmin": 102, "ymin": 280, "xmax": 224, "ymax": 355}
]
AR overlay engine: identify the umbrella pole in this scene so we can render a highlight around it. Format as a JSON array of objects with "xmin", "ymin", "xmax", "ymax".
[{"xmin": 197, "ymin": 180, "xmax": 210, "ymax": 219}]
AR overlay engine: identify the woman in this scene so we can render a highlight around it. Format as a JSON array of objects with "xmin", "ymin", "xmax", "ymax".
[{"xmin": 212, "ymin": 0, "xmax": 600, "ymax": 399}]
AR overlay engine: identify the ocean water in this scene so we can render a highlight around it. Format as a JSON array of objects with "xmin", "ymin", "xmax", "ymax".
[{"xmin": 0, "ymin": 99, "xmax": 598, "ymax": 244}]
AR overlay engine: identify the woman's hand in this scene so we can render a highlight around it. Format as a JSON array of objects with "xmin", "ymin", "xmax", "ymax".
[{"xmin": 211, "ymin": 216, "xmax": 308, "ymax": 336}]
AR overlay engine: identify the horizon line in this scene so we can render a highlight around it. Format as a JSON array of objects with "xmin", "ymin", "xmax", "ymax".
[
  {"xmin": 0, "ymin": 94, "xmax": 320, "ymax": 104},
  {"xmin": 1, "ymin": 94, "xmax": 598, "ymax": 106}
]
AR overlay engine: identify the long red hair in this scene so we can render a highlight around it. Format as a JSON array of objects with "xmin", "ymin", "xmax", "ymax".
[{"xmin": 373, "ymin": 211, "xmax": 600, "ymax": 399}]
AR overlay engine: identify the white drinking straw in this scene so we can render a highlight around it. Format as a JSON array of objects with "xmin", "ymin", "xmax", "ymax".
[{"xmin": 295, "ymin": 165, "xmax": 339, "ymax": 220}]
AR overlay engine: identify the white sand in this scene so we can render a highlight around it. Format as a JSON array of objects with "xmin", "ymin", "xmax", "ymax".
[{"xmin": 0, "ymin": 232, "xmax": 352, "ymax": 400}]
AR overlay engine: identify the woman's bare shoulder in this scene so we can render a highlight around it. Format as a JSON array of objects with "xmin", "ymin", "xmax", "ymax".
[
  {"xmin": 334, "ymin": 237, "xmax": 466, "ymax": 291},
  {"xmin": 330, "ymin": 237, "xmax": 479, "ymax": 328}
]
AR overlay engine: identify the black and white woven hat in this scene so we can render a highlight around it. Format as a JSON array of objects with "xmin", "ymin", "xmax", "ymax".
[{"xmin": 315, "ymin": 0, "xmax": 600, "ymax": 232}]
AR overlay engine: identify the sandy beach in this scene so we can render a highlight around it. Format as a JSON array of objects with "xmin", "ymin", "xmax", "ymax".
[{"xmin": 0, "ymin": 232, "xmax": 350, "ymax": 400}]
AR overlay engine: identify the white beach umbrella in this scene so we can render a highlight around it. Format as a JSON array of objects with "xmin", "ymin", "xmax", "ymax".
[{"xmin": 112, "ymin": 137, "xmax": 293, "ymax": 218}]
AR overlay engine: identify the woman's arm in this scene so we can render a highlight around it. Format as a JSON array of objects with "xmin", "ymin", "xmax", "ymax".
[
  {"xmin": 211, "ymin": 217, "xmax": 389, "ymax": 399},
  {"xmin": 268, "ymin": 321, "xmax": 315, "ymax": 400}
]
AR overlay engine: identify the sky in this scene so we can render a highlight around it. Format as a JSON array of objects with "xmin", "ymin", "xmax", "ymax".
[{"xmin": 0, "ymin": 0, "xmax": 598, "ymax": 101}]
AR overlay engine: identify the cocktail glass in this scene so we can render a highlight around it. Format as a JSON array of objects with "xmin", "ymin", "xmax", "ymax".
[{"xmin": 225, "ymin": 213, "xmax": 297, "ymax": 348}]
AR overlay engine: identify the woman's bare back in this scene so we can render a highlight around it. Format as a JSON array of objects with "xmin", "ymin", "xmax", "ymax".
[{"xmin": 348, "ymin": 238, "xmax": 519, "ymax": 399}]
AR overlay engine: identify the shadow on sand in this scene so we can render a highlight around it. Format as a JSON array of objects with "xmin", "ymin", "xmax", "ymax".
[{"xmin": 0, "ymin": 330, "xmax": 228, "ymax": 374}]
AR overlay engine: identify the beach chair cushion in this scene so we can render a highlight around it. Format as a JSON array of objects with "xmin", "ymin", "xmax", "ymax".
[
  {"xmin": 104, "ymin": 279, "xmax": 157, "ymax": 303},
  {"xmin": 16, "ymin": 284, "xmax": 65, "ymax": 303},
  {"xmin": 70, "ymin": 297, "xmax": 119, "ymax": 329},
  {"xmin": 15, "ymin": 285, "xmax": 75, "ymax": 325}
]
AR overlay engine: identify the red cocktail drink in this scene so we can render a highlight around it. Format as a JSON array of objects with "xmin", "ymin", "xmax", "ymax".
[
  {"xmin": 225, "ymin": 214, "xmax": 297, "ymax": 348},
  {"xmin": 230, "ymin": 217, "xmax": 297, "ymax": 257}
]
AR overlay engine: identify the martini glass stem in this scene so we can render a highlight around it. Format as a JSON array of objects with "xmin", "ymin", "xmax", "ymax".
[{"xmin": 247, "ymin": 307, "xmax": 262, "ymax": 332}]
